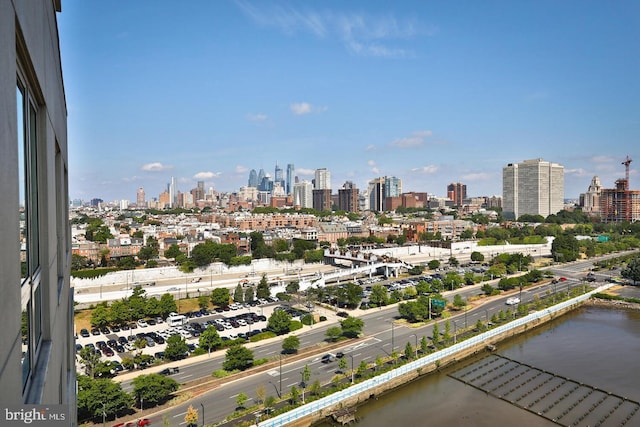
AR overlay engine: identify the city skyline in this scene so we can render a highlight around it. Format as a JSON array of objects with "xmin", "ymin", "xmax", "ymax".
[{"xmin": 58, "ymin": 1, "xmax": 639, "ymax": 202}]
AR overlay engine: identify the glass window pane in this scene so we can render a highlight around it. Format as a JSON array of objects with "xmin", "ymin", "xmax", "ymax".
[
  {"xmin": 17, "ymin": 85, "xmax": 27, "ymax": 282},
  {"xmin": 28, "ymin": 102, "xmax": 39, "ymax": 271}
]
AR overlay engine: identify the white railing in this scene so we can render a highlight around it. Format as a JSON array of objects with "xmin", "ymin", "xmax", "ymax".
[{"xmin": 258, "ymin": 283, "xmax": 613, "ymax": 427}]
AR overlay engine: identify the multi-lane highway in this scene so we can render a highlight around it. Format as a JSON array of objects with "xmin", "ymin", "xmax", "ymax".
[{"xmin": 110, "ymin": 253, "xmax": 635, "ymax": 426}]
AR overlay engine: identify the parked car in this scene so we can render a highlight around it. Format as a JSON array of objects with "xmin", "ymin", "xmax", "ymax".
[
  {"xmin": 80, "ymin": 328, "xmax": 90, "ymax": 338},
  {"xmin": 137, "ymin": 319, "xmax": 148, "ymax": 328},
  {"xmin": 336, "ymin": 311, "xmax": 349, "ymax": 318}
]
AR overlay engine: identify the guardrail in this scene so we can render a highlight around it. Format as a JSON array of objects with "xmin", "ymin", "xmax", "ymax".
[{"xmin": 259, "ymin": 283, "xmax": 613, "ymax": 427}]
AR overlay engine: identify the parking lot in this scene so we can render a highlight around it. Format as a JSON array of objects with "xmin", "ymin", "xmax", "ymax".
[{"xmin": 75, "ymin": 300, "xmax": 285, "ymax": 374}]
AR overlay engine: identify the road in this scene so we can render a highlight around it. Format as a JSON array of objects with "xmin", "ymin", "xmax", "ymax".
[{"xmin": 123, "ymin": 253, "xmax": 634, "ymax": 426}]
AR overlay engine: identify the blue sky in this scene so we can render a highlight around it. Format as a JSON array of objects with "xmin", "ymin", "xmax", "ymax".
[{"xmin": 58, "ymin": 1, "xmax": 639, "ymax": 203}]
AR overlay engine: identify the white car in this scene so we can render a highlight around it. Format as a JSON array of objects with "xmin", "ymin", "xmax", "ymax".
[
  {"xmin": 137, "ymin": 319, "xmax": 148, "ymax": 328},
  {"xmin": 506, "ymin": 297, "xmax": 520, "ymax": 305}
]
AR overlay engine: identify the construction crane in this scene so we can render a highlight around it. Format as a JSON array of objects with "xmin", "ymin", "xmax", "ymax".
[{"xmin": 622, "ymin": 155, "xmax": 632, "ymax": 190}]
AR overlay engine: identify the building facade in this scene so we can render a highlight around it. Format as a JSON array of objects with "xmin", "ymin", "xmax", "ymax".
[
  {"xmin": 503, "ymin": 158, "xmax": 564, "ymax": 220},
  {"xmin": 338, "ymin": 181, "xmax": 359, "ymax": 213},
  {"xmin": 2, "ymin": 0, "xmax": 75, "ymax": 422},
  {"xmin": 447, "ymin": 182, "xmax": 467, "ymax": 207},
  {"xmin": 314, "ymin": 168, "xmax": 331, "ymax": 190}
]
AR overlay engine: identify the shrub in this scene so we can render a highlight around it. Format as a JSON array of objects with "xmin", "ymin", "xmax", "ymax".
[{"xmin": 289, "ymin": 320, "xmax": 303, "ymax": 331}]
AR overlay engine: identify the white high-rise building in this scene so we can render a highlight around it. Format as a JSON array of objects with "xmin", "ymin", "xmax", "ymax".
[
  {"xmin": 294, "ymin": 181, "xmax": 314, "ymax": 208},
  {"xmin": 169, "ymin": 176, "xmax": 178, "ymax": 208},
  {"xmin": 314, "ymin": 168, "xmax": 331, "ymax": 190},
  {"xmin": 503, "ymin": 158, "xmax": 564, "ymax": 220}
]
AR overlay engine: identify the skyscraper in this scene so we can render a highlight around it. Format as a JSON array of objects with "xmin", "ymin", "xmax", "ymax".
[
  {"xmin": 274, "ymin": 163, "xmax": 284, "ymax": 189},
  {"xmin": 169, "ymin": 176, "xmax": 179, "ymax": 208},
  {"xmin": 286, "ymin": 163, "xmax": 295, "ymax": 195},
  {"xmin": 3, "ymin": 1, "xmax": 76, "ymax": 421},
  {"xmin": 136, "ymin": 187, "xmax": 146, "ymax": 207},
  {"xmin": 294, "ymin": 181, "xmax": 314, "ymax": 208},
  {"xmin": 314, "ymin": 168, "xmax": 331, "ymax": 190},
  {"xmin": 248, "ymin": 169, "xmax": 258, "ymax": 188},
  {"xmin": 502, "ymin": 158, "xmax": 564, "ymax": 220},
  {"xmin": 447, "ymin": 182, "xmax": 467, "ymax": 207}
]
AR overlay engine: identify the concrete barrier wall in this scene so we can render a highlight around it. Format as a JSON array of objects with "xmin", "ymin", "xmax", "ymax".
[{"xmin": 259, "ymin": 283, "xmax": 613, "ymax": 427}]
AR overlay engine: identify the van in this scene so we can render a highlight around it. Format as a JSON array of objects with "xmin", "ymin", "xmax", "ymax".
[{"xmin": 166, "ymin": 314, "xmax": 187, "ymax": 327}]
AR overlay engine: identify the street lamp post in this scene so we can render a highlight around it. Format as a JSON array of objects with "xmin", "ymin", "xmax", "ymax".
[
  {"xmin": 390, "ymin": 320, "xmax": 395, "ymax": 351},
  {"xmin": 349, "ymin": 354, "xmax": 355, "ymax": 384},
  {"xmin": 200, "ymin": 402, "xmax": 205, "ymax": 427},
  {"xmin": 453, "ymin": 321, "xmax": 457, "ymax": 344},
  {"xmin": 410, "ymin": 333, "xmax": 418, "ymax": 358},
  {"xmin": 279, "ymin": 355, "xmax": 282, "ymax": 398}
]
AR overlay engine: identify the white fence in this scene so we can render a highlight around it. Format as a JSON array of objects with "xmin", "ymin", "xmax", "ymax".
[{"xmin": 258, "ymin": 283, "xmax": 613, "ymax": 427}]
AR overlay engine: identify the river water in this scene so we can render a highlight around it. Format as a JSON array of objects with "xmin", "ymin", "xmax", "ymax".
[{"xmin": 316, "ymin": 306, "xmax": 640, "ymax": 427}]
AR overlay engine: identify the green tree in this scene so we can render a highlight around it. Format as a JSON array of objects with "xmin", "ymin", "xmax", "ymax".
[
  {"xmin": 551, "ymin": 233, "xmax": 580, "ymax": 262},
  {"xmin": 77, "ymin": 376, "xmax": 132, "ymax": 422},
  {"xmin": 90, "ymin": 303, "xmax": 110, "ymax": 327},
  {"xmin": 199, "ymin": 326, "xmax": 222, "ymax": 354},
  {"xmin": 428, "ymin": 259, "xmax": 440, "ymax": 270},
  {"xmin": 432, "ymin": 322, "xmax": 440, "ymax": 346},
  {"xmin": 448, "ymin": 256, "xmax": 460, "ymax": 267},
  {"xmin": 211, "ymin": 287, "xmax": 230, "ymax": 307},
  {"xmin": 264, "ymin": 395, "xmax": 276, "ymax": 413},
  {"xmin": 470, "ymin": 251, "xmax": 485, "ymax": 263},
  {"xmin": 268, "ymin": 309, "xmax": 292, "ymax": 335},
  {"xmin": 325, "ymin": 326, "xmax": 342, "ymax": 342},
  {"xmin": 453, "ymin": 294, "xmax": 466, "ymax": 309},
  {"xmin": 108, "ymin": 300, "xmax": 131, "ymax": 325},
  {"xmin": 132, "ymin": 373, "xmax": 179, "ymax": 407},
  {"xmin": 197, "ymin": 295, "xmax": 210, "ymax": 310},
  {"xmin": 236, "ymin": 392, "xmax": 248, "ymax": 409},
  {"xmin": 165, "ymin": 244, "xmax": 182, "ymax": 259},
  {"xmin": 622, "ymin": 256, "xmax": 640, "ymax": 285},
  {"xmin": 273, "ymin": 239, "xmax": 290, "ymax": 253},
  {"xmin": 233, "ymin": 284, "xmax": 244, "ymax": 303},
  {"xmin": 340, "ymin": 316, "xmax": 364, "ymax": 338},
  {"xmin": 256, "ymin": 274, "xmax": 271, "ymax": 299},
  {"xmin": 137, "ymin": 245, "xmax": 155, "ymax": 261},
  {"xmin": 282, "ymin": 335, "xmax": 300, "ymax": 354},
  {"xmin": 404, "ymin": 341, "xmax": 414, "ymax": 360},
  {"xmin": 158, "ymin": 293, "xmax": 178, "ymax": 317},
  {"xmin": 244, "ymin": 286, "xmax": 255, "ymax": 303},
  {"xmin": 223, "ymin": 345, "xmax": 254, "ymax": 371},
  {"xmin": 369, "ymin": 284, "xmax": 388, "ymax": 306},
  {"xmin": 420, "ymin": 336, "xmax": 429, "ymax": 353},
  {"xmin": 338, "ymin": 356, "xmax": 348, "ymax": 374},
  {"xmin": 289, "ymin": 385, "xmax": 300, "ymax": 404},
  {"xmin": 79, "ymin": 347, "xmax": 102, "ymax": 379},
  {"xmin": 164, "ymin": 334, "xmax": 189, "ymax": 361},
  {"xmin": 443, "ymin": 320, "xmax": 451, "ymax": 342}
]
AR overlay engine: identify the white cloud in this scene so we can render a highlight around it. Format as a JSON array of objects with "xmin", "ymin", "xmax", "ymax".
[
  {"xmin": 141, "ymin": 162, "xmax": 173, "ymax": 172},
  {"xmin": 193, "ymin": 171, "xmax": 221, "ymax": 180},
  {"xmin": 247, "ymin": 113, "xmax": 268, "ymax": 121},
  {"xmin": 295, "ymin": 168, "xmax": 315, "ymax": 176},
  {"xmin": 367, "ymin": 160, "xmax": 377, "ymax": 167},
  {"xmin": 122, "ymin": 176, "xmax": 141, "ymax": 182},
  {"xmin": 290, "ymin": 102, "xmax": 327, "ymax": 115},
  {"xmin": 411, "ymin": 165, "xmax": 439, "ymax": 174},
  {"xmin": 591, "ymin": 155, "xmax": 615, "ymax": 163},
  {"xmin": 389, "ymin": 130, "xmax": 433, "ymax": 148},
  {"xmin": 365, "ymin": 144, "xmax": 377, "ymax": 151},
  {"xmin": 235, "ymin": 165, "xmax": 249, "ymax": 173},
  {"xmin": 565, "ymin": 168, "xmax": 590, "ymax": 177},
  {"xmin": 236, "ymin": 1, "xmax": 434, "ymax": 58}
]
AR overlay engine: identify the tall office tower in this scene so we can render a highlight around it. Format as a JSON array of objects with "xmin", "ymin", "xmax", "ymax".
[
  {"xmin": 136, "ymin": 187, "xmax": 146, "ymax": 207},
  {"xmin": 169, "ymin": 176, "xmax": 179, "ymax": 208},
  {"xmin": 368, "ymin": 177, "xmax": 386, "ymax": 212},
  {"xmin": 257, "ymin": 168, "xmax": 266, "ymax": 185},
  {"xmin": 274, "ymin": 163, "xmax": 284, "ymax": 189},
  {"xmin": 447, "ymin": 182, "xmax": 467, "ymax": 207},
  {"xmin": 248, "ymin": 169, "xmax": 258, "ymax": 188},
  {"xmin": 502, "ymin": 158, "xmax": 564, "ymax": 220},
  {"xmin": 259, "ymin": 174, "xmax": 274, "ymax": 192},
  {"xmin": 384, "ymin": 176, "xmax": 402, "ymax": 199},
  {"xmin": 195, "ymin": 180, "xmax": 205, "ymax": 201},
  {"xmin": 3, "ymin": 1, "xmax": 76, "ymax": 421},
  {"xmin": 294, "ymin": 181, "xmax": 314, "ymax": 208},
  {"xmin": 314, "ymin": 168, "xmax": 331, "ymax": 190},
  {"xmin": 338, "ymin": 181, "xmax": 359, "ymax": 213},
  {"xmin": 286, "ymin": 163, "xmax": 295, "ymax": 195}
]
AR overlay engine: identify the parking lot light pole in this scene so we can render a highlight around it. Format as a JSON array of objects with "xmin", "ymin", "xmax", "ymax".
[{"xmin": 200, "ymin": 402, "xmax": 205, "ymax": 427}]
